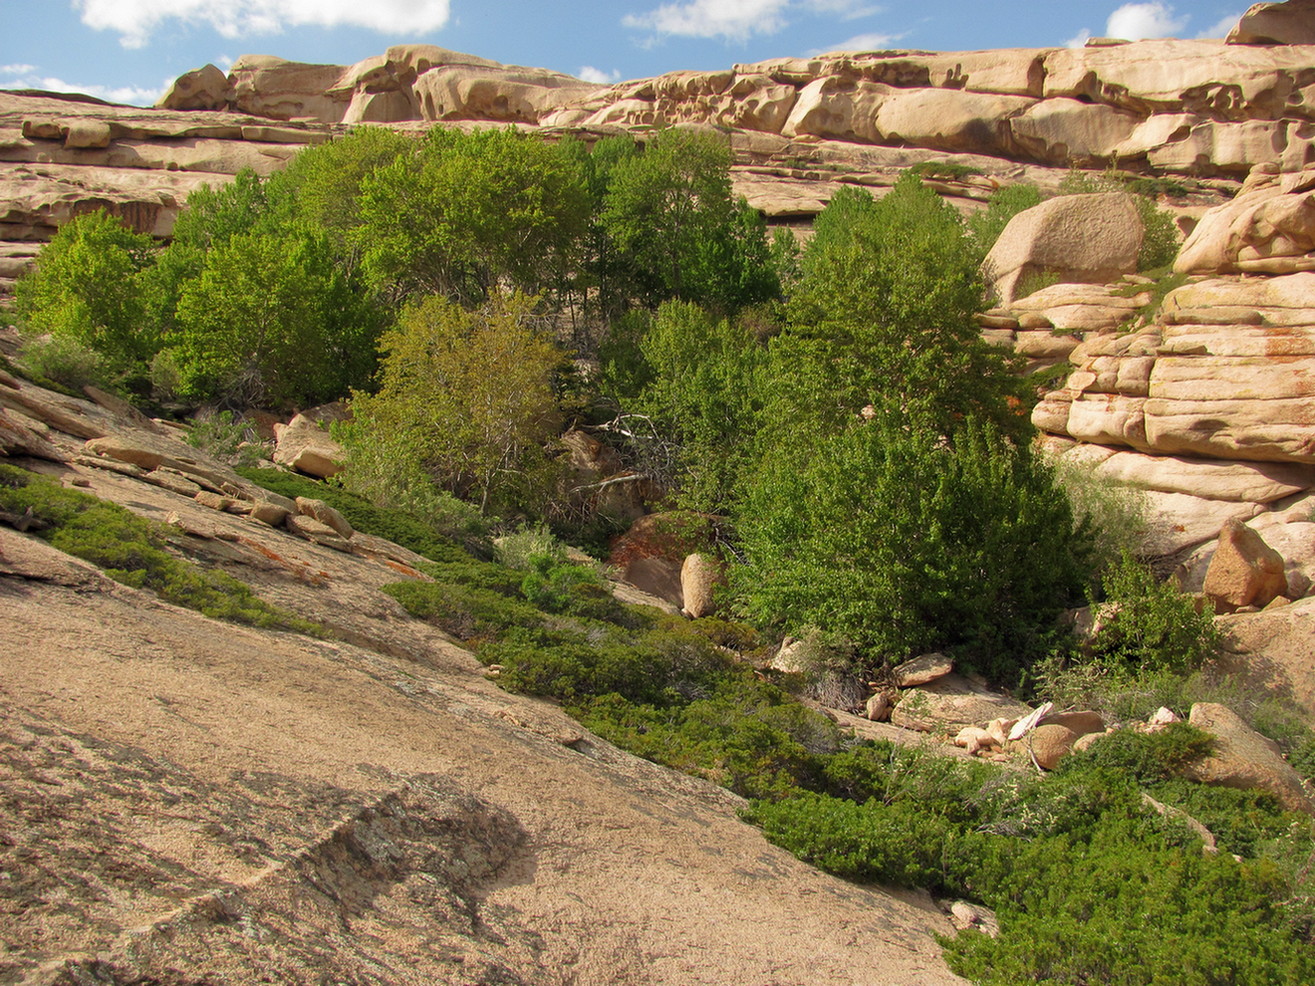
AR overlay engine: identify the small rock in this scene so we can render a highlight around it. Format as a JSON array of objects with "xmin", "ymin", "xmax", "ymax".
[
  {"xmin": 249, "ymin": 501, "xmax": 291, "ymax": 526},
  {"xmin": 285, "ymin": 513, "xmax": 352, "ymax": 552},
  {"xmin": 295, "ymin": 496, "xmax": 353, "ymax": 539},
  {"xmin": 680, "ymin": 552, "xmax": 726, "ymax": 619},
  {"xmin": 1044, "ymin": 710, "xmax": 1105, "ymax": 737},
  {"xmin": 1183, "ymin": 703, "xmax": 1315, "ymax": 816},
  {"xmin": 194, "ymin": 491, "xmax": 236, "ymax": 512},
  {"xmin": 947, "ymin": 900, "xmax": 1000, "ymax": 938},
  {"xmin": 891, "ymin": 652, "xmax": 954, "ymax": 688},
  {"xmin": 865, "ymin": 691, "xmax": 894, "ymax": 722}
]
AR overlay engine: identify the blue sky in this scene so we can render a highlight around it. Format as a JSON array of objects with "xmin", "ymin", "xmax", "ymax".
[{"xmin": 1, "ymin": 1, "xmax": 1246, "ymax": 107}]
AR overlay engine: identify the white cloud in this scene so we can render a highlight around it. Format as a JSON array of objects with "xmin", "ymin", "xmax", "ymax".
[
  {"xmin": 215, "ymin": 54, "xmax": 235, "ymax": 72},
  {"xmin": 73, "ymin": 0, "xmax": 452, "ymax": 49},
  {"xmin": 811, "ymin": 31, "xmax": 902, "ymax": 53},
  {"xmin": 1105, "ymin": 2, "xmax": 1188, "ymax": 40},
  {"xmin": 1064, "ymin": 27, "xmax": 1093, "ymax": 47},
  {"xmin": 0, "ymin": 68, "xmax": 164, "ymax": 106},
  {"xmin": 1196, "ymin": 12, "xmax": 1243, "ymax": 38},
  {"xmin": 577, "ymin": 65, "xmax": 622, "ymax": 84},
  {"xmin": 623, "ymin": 0, "xmax": 793, "ymax": 41},
  {"xmin": 804, "ymin": 0, "xmax": 882, "ymax": 20}
]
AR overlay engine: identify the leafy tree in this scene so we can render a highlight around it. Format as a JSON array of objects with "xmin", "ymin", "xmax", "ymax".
[
  {"xmin": 267, "ymin": 126, "xmax": 412, "ymax": 268},
  {"xmin": 735, "ymin": 413, "xmax": 1093, "ymax": 683},
  {"xmin": 626, "ymin": 300, "xmax": 766, "ymax": 512},
  {"xmin": 15, "ymin": 209, "xmax": 159, "ymax": 375},
  {"xmin": 966, "ymin": 181, "xmax": 1043, "ymax": 259},
  {"xmin": 775, "ymin": 175, "xmax": 1028, "ymax": 441},
  {"xmin": 600, "ymin": 128, "xmax": 778, "ymax": 313},
  {"xmin": 354, "ymin": 127, "xmax": 590, "ymax": 306},
  {"xmin": 340, "ymin": 292, "xmax": 565, "ymax": 516},
  {"xmin": 166, "ymin": 230, "xmax": 375, "ymax": 408}
]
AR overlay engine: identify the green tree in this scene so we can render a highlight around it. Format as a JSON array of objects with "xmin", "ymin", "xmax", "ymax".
[
  {"xmin": 735, "ymin": 413, "xmax": 1093, "ymax": 683},
  {"xmin": 354, "ymin": 127, "xmax": 590, "ymax": 306},
  {"xmin": 167, "ymin": 230, "xmax": 374, "ymax": 408},
  {"xmin": 340, "ymin": 292, "xmax": 565, "ymax": 516},
  {"xmin": 967, "ymin": 181, "xmax": 1044, "ymax": 259},
  {"xmin": 15, "ymin": 209, "xmax": 159, "ymax": 374},
  {"xmin": 775, "ymin": 175, "xmax": 1028, "ymax": 441},
  {"xmin": 600, "ymin": 128, "xmax": 778, "ymax": 313}
]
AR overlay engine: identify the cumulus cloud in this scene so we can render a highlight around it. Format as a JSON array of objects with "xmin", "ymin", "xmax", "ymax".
[
  {"xmin": 622, "ymin": 0, "xmax": 884, "ymax": 41},
  {"xmin": 1064, "ymin": 27, "xmax": 1093, "ymax": 48},
  {"xmin": 803, "ymin": 0, "xmax": 882, "ymax": 20},
  {"xmin": 73, "ymin": 0, "xmax": 452, "ymax": 49},
  {"xmin": 1105, "ymin": 2, "xmax": 1188, "ymax": 40},
  {"xmin": 1196, "ymin": 12, "xmax": 1243, "ymax": 38},
  {"xmin": 577, "ymin": 66, "xmax": 622, "ymax": 84},
  {"xmin": 0, "ymin": 67, "xmax": 165, "ymax": 106},
  {"xmin": 623, "ymin": 0, "xmax": 793, "ymax": 41},
  {"xmin": 810, "ymin": 31, "xmax": 902, "ymax": 54}
]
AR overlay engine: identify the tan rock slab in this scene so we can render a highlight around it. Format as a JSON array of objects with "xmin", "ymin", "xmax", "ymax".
[
  {"xmin": 891, "ymin": 652, "xmax": 954, "ymax": 688},
  {"xmin": 1184, "ymin": 702, "xmax": 1314, "ymax": 815},
  {"xmin": 295, "ymin": 496, "xmax": 354, "ymax": 539},
  {"xmin": 890, "ymin": 674, "xmax": 1031, "ymax": 733}
]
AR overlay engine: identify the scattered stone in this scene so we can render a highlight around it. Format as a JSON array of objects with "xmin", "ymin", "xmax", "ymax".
[
  {"xmin": 865, "ymin": 691, "xmax": 894, "ymax": 722},
  {"xmin": 946, "ymin": 900, "xmax": 1001, "ymax": 938},
  {"xmin": 194, "ymin": 491, "xmax": 236, "ymax": 512},
  {"xmin": 891, "ymin": 652, "xmax": 954, "ymax": 688},
  {"xmin": 84, "ymin": 435, "xmax": 164, "ymax": 471},
  {"xmin": 285, "ymin": 513, "xmax": 352, "ymax": 552},
  {"xmin": 249, "ymin": 501, "xmax": 292, "ymax": 526},
  {"xmin": 1183, "ymin": 703, "xmax": 1315, "ymax": 815},
  {"xmin": 273, "ymin": 414, "xmax": 345, "ymax": 478},
  {"xmin": 1028, "ymin": 723, "xmax": 1080, "ymax": 769},
  {"xmin": 1044, "ymin": 710, "xmax": 1105, "ymax": 737},
  {"xmin": 953, "ymin": 725, "xmax": 1002, "ymax": 756},
  {"xmin": 891, "ymin": 675, "xmax": 1031, "ymax": 733},
  {"xmin": 295, "ymin": 496, "xmax": 354, "ymax": 539}
]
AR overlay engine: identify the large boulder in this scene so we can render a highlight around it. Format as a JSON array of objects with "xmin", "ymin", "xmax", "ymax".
[
  {"xmin": 1228, "ymin": 0, "xmax": 1315, "ymax": 45},
  {"xmin": 1183, "ymin": 703, "xmax": 1314, "ymax": 815},
  {"xmin": 985, "ymin": 193, "xmax": 1144, "ymax": 305},
  {"xmin": 1203, "ymin": 519, "xmax": 1289, "ymax": 612},
  {"xmin": 157, "ymin": 64, "xmax": 232, "ymax": 111}
]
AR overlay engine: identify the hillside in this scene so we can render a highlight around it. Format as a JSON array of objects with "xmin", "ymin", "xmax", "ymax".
[{"xmin": 6, "ymin": 6, "xmax": 1315, "ymax": 983}]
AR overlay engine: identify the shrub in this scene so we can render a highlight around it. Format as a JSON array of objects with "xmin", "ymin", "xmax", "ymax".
[
  {"xmin": 186, "ymin": 409, "xmax": 267, "ymax": 467},
  {"xmin": 736, "ymin": 414, "xmax": 1094, "ymax": 684},
  {"xmin": 1089, "ymin": 552, "xmax": 1222, "ymax": 675},
  {"xmin": 967, "ymin": 182, "xmax": 1044, "ymax": 259}
]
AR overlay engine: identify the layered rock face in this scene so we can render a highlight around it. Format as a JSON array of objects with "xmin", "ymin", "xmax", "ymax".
[{"xmin": 9, "ymin": 28, "xmax": 1315, "ymax": 292}]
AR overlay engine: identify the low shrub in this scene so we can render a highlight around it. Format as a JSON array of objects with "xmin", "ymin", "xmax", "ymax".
[{"xmin": 0, "ymin": 463, "xmax": 320, "ymax": 634}]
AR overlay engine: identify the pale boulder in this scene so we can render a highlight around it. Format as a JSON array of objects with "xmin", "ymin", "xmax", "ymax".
[
  {"xmin": 874, "ymin": 88, "xmax": 1035, "ymax": 156},
  {"xmin": 1228, "ymin": 0, "xmax": 1315, "ymax": 45},
  {"xmin": 295, "ymin": 497, "xmax": 354, "ymax": 540},
  {"xmin": 1176, "ymin": 167, "xmax": 1315, "ymax": 276},
  {"xmin": 890, "ymin": 652, "xmax": 954, "ymax": 688},
  {"xmin": 1204, "ymin": 519, "xmax": 1288, "ymax": 612},
  {"xmin": 157, "ymin": 64, "xmax": 232, "ymax": 111},
  {"xmin": 1027, "ymin": 723, "xmax": 1079, "ymax": 769},
  {"xmin": 891, "ymin": 674, "xmax": 1031, "ymax": 732},
  {"xmin": 985, "ymin": 193, "xmax": 1144, "ymax": 305}
]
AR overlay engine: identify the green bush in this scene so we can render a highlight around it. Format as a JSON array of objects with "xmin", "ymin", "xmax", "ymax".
[
  {"xmin": 736, "ymin": 414, "xmax": 1094, "ymax": 684},
  {"xmin": 1090, "ymin": 552, "xmax": 1222, "ymax": 675},
  {"xmin": 967, "ymin": 182, "xmax": 1043, "ymax": 259}
]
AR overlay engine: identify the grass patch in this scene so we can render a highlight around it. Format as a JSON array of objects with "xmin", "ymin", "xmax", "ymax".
[{"xmin": 0, "ymin": 462, "xmax": 323, "ymax": 634}]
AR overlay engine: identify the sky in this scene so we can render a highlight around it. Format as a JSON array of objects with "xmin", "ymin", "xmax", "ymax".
[{"xmin": 1, "ymin": 0, "xmax": 1247, "ymax": 107}]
